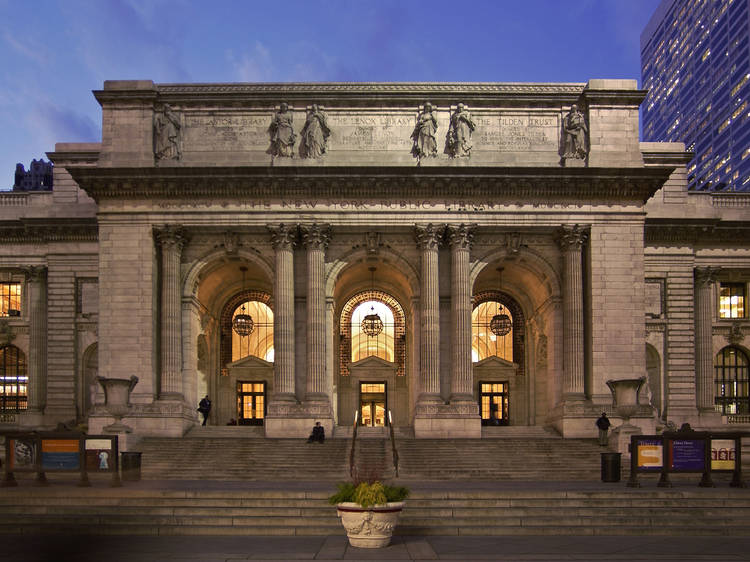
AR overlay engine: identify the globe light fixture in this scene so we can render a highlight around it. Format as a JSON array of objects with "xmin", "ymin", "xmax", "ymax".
[
  {"xmin": 232, "ymin": 266, "xmax": 254, "ymax": 336},
  {"xmin": 361, "ymin": 267, "xmax": 383, "ymax": 337}
]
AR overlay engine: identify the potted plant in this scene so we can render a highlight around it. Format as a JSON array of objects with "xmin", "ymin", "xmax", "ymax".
[{"xmin": 328, "ymin": 478, "xmax": 409, "ymax": 548}]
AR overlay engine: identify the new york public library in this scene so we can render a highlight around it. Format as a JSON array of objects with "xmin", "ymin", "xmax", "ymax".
[{"xmin": 1, "ymin": 78, "xmax": 749, "ymax": 484}]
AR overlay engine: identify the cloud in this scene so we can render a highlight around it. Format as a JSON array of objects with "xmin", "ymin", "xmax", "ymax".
[
  {"xmin": 228, "ymin": 43, "xmax": 275, "ymax": 82},
  {"xmin": 2, "ymin": 30, "xmax": 49, "ymax": 66},
  {"xmin": 29, "ymin": 101, "xmax": 100, "ymax": 145}
]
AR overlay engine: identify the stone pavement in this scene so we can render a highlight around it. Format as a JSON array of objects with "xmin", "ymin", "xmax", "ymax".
[{"xmin": 3, "ymin": 533, "xmax": 750, "ymax": 561}]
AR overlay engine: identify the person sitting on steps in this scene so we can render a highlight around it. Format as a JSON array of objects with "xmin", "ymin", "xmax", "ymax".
[{"xmin": 307, "ymin": 421, "xmax": 325, "ymax": 443}]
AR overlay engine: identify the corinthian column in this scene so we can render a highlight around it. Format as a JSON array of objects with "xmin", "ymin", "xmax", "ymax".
[
  {"xmin": 155, "ymin": 225, "xmax": 187, "ymax": 399},
  {"xmin": 556, "ymin": 225, "xmax": 587, "ymax": 399},
  {"xmin": 415, "ymin": 224, "xmax": 443, "ymax": 404},
  {"xmin": 448, "ymin": 224, "xmax": 475, "ymax": 403},
  {"xmin": 301, "ymin": 223, "xmax": 330, "ymax": 403},
  {"xmin": 695, "ymin": 267, "xmax": 719, "ymax": 411},
  {"xmin": 25, "ymin": 266, "xmax": 47, "ymax": 413},
  {"xmin": 269, "ymin": 224, "xmax": 297, "ymax": 401}
]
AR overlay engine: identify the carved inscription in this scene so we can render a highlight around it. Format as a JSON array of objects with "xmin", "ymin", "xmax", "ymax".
[
  {"xmin": 330, "ymin": 114, "xmax": 413, "ymax": 151},
  {"xmin": 184, "ymin": 114, "xmax": 269, "ymax": 151},
  {"xmin": 476, "ymin": 114, "xmax": 558, "ymax": 152}
]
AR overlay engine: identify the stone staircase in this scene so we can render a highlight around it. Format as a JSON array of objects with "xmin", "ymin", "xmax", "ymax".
[
  {"xmin": 397, "ymin": 437, "xmax": 612, "ymax": 481},
  {"xmin": 138, "ymin": 432, "xmax": 350, "ymax": 481},
  {"xmin": 1, "ymin": 485, "xmax": 749, "ymax": 536}
]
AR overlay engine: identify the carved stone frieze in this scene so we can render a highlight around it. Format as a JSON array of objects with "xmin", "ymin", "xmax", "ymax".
[
  {"xmin": 414, "ymin": 403, "xmax": 478, "ymax": 417},
  {"xmin": 0, "ymin": 222, "xmax": 98, "ymax": 244}
]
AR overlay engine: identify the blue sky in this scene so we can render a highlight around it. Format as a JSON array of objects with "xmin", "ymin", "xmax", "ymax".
[{"xmin": 0, "ymin": 0, "xmax": 661, "ymax": 189}]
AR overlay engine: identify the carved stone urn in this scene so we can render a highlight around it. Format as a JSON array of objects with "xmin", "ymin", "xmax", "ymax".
[
  {"xmin": 97, "ymin": 375, "xmax": 138, "ymax": 433},
  {"xmin": 606, "ymin": 377, "xmax": 646, "ymax": 427},
  {"xmin": 336, "ymin": 502, "xmax": 404, "ymax": 548}
]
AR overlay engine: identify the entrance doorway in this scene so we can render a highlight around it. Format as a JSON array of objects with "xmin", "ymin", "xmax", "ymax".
[
  {"xmin": 480, "ymin": 382, "xmax": 509, "ymax": 426},
  {"xmin": 359, "ymin": 382, "xmax": 387, "ymax": 427},
  {"xmin": 237, "ymin": 381, "xmax": 265, "ymax": 425}
]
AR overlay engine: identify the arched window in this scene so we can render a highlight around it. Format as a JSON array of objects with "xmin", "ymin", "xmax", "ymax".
[
  {"xmin": 714, "ymin": 346, "xmax": 749, "ymax": 415},
  {"xmin": 231, "ymin": 300, "xmax": 274, "ymax": 362},
  {"xmin": 472, "ymin": 301, "xmax": 513, "ymax": 362},
  {"xmin": 0, "ymin": 345, "xmax": 27, "ymax": 411},
  {"xmin": 350, "ymin": 300, "xmax": 395, "ymax": 362}
]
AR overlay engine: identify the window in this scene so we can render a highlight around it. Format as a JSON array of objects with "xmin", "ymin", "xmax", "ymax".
[
  {"xmin": 0, "ymin": 345, "xmax": 27, "ymax": 411},
  {"xmin": 472, "ymin": 302, "xmax": 513, "ymax": 362},
  {"xmin": 0, "ymin": 283, "xmax": 21, "ymax": 317},
  {"xmin": 231, "ymin": 301, "xmax": 274, "ymax": 362},
  {"xmin": 719, "ymin": 283, "xmax": 746, "ymax": 318},
  {"xmin": 714, "ymin": 347, "xmax": 749, "ymax": 415},
  {"xmin": 351, "ymin": 301, "xmax": 395, "ymax": 362}
]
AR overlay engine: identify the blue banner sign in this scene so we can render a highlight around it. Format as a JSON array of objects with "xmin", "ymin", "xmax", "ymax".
[{"xmin": 668, "ymin": 439, "xmax": 706, "ymax": 471}]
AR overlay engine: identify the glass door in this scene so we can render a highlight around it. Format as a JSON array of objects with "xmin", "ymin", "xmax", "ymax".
[
  {"xmin": 359, "ymin": 382, "xmax": 387, "ymax": 426},
  {"xmin": 480, "ymin": 382, "xmax": 509, "ymax": 426},
  {"xmin": 237, "ymin": 381, "xmax": 265, "ymax": 425}
]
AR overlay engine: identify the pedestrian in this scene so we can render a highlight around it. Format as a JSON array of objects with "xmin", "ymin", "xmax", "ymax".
[
  {"xmin": 596, "ymin": 412, "xmax": 611, "ymax": 446},
  {"xmin": 197, "ymin": 395, "xmax": 211, "ymax": 426},
  {"xmin": 307, "ymin": 421, "xmax": 325, "ymax": 443}
]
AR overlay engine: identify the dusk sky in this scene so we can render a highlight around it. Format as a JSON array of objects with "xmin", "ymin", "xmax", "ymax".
[{"xmin": 1, "ymin": 0, "xmax": 662, "ymax": 189}]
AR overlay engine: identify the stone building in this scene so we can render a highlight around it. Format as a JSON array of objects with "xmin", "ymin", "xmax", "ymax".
[{"xmin": 0, "ymin": 80, "xmax": 748, "ymax": 443}]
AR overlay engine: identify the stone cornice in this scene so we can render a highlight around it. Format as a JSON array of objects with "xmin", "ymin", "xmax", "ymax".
[
  {"xmin": 95, "ymin": 82, "xmax": 587, "ymax": 108},
  {"xmin": 68, "ymin": 166, "xmax": 672, "ymax": 205},
  {"xmin": 0, "ymin": 219, "xmax": 98, "ymax": 243},
  {"xmin": 646, "ymin": 219, "xmax": 750, "ymax": 245}
]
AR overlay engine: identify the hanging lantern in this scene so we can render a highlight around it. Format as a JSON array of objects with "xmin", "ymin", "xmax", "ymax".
[
  {"xmin": 489, "ymin": 311, "xmax": 512, "ymax": 336},
  {"xmin": 232, "ymin": 266, "xmax": 255, "ymax": 336},
  {"xmin": 361, "ymin": 266, "xmax": 383, "ymax": 337},
  {"xmin": 490, "ymin": 266, "xmax": 512, "ymax": 336}
]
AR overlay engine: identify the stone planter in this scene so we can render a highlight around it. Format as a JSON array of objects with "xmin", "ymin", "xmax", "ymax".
[
  {"xmin": 97, "ymin": 375, "xmax": 138, "ymax": 433},
  {"xmin": 605, "ymin": 377, "xmax": 646, "ymax": 454},
  {"xmin": 336, "ymin": 501, "xmax": 404, "ymax": 548}
]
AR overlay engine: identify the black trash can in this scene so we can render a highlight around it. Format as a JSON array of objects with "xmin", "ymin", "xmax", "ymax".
[
  {"xmin": 601, "ymin": 452, "xmax": 621, "ymax": 482},
  {"xmin": 121, "ymin": 452, "xmax": 142, "ymax": 482}
]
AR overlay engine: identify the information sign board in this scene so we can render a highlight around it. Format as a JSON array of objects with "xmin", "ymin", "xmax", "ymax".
[
  {"xmin": 668, "ymin": 439, "xmax": 706, "ymax": 471},
  {"xmin": 636, "ymin": 439, "xmax": 663, "ymax": 471},
  {"xmin": 8, "ymin": 437, "xmax": 37, "ymax": 470},
  {"xmin": 711, "ymin": 439, "xmax": 736, "ymax": 471},
  {"xmin": 85, "ymin": 438, "xmax": 115, "ymax": 472},
  {"xmin": 41, "ymin": 439, "xmax": 80, "ymax": 470}
]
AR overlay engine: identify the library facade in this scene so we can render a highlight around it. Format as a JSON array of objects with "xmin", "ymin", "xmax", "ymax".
[{"xmin": 1, "ymin": 80, "xmax": 748, "ymax": 442}]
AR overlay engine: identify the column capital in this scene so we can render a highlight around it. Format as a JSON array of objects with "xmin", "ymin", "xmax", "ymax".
[
  {"xmin": 23, "ymin": 265, "xmax": 47, "ymax": 282},
  {"xmin": 300, "ymin": 223, "xmax": 331, "ymax": 250},
  {"xmin": 415, "ymin": 223, "xmax": 444, "ymax": 250},
  {"xmin": 695, "ymin": 266, "xmax": 721, "ymax": 288},
  {"xmin": 268, "ymin": 223, "xmax": 298, "ymax": 251},
  {"xmin": 447, "ymin": 223, "xmax": 476, "ymax": 250},
  {"xmin": 555, "ymin": 224, "xmax": 588, "ymax": 251},
  {"xmin": 154, "ymin": 225, "xmax": 188, "ymax": 251}
]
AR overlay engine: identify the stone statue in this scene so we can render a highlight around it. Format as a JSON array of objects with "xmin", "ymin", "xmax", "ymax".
[
  {"xmin": 300, "ymin": 104, "xmax": 331, "ymax": 158},
  {"xmin": 153, "ymin": 103, "xmax": 182, "ymax": 161},
  {"xmin": 562, "ymin": 104, "xmax": 588, "ymax": 159},
  {"xmin": 268, "ymin": 102, "xmax": 296, "ymax": 157},
  {"xmin": 446, "ymin": 103, "xmax": 476, "ymax": 158},
  {"xmin": 411, "ymin": 102, "xmax": 438, "ymax": 161}
]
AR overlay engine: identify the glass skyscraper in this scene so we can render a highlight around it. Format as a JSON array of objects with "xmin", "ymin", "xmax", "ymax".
[{"xmin": 641, "ymin": 0, "xmax": 750, "ymax": 191}]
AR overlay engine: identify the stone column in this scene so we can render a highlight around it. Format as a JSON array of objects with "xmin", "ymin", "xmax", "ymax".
[
  {"xmin": 25, "ymin": 266, "xmax": 47, "ymax": 413},
  {"xmin": 695, "ymin": 267, "xmax": 719, "ymax": 412},
  {"xmin": 415, "ymin": 224, "xmax": 442, "ymax": 404},
  {"xmin": 556, "ymin": 225, "xmax": 587, "ymax": 399},
  {"xmin": 301, "ymin": 224, "xmax": 331, "ymax": 403},
  {"xmin": 155, "ymin": 225, "xmax": 187, "ymax": 399},
  {"xmin": 269, "ymin": 224, "xmax": 297, "ymax": 401},
  {"xmin": 448, "ymin": 224, "xmax": 475, "ymax": 403}
]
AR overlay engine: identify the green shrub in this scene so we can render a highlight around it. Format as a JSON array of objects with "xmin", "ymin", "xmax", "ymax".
[{"xmin": 328, "ymin": 481, "xmax": 409, "ymax": 507}]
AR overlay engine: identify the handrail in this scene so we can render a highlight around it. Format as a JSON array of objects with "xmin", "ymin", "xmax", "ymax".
[
  {"xmin": 349, "ymin": 410, "xmax": 358, "ymax": 479},
  {"xmin": 388, "ymin": 410, "xmax": 398, "ymax": 477}
]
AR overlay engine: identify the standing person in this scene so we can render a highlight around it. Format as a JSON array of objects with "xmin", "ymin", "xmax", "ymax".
[
  {"xmin": 307, "ymin": 421, "xmax": 325, "ymax": 443},
  {"xmin": 198, "ymin": 395, "xmax": 211, "ymax": 426},
  {"xmin": 596, "ymin": 412, "xmax": 611, "ymax": 446}
]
